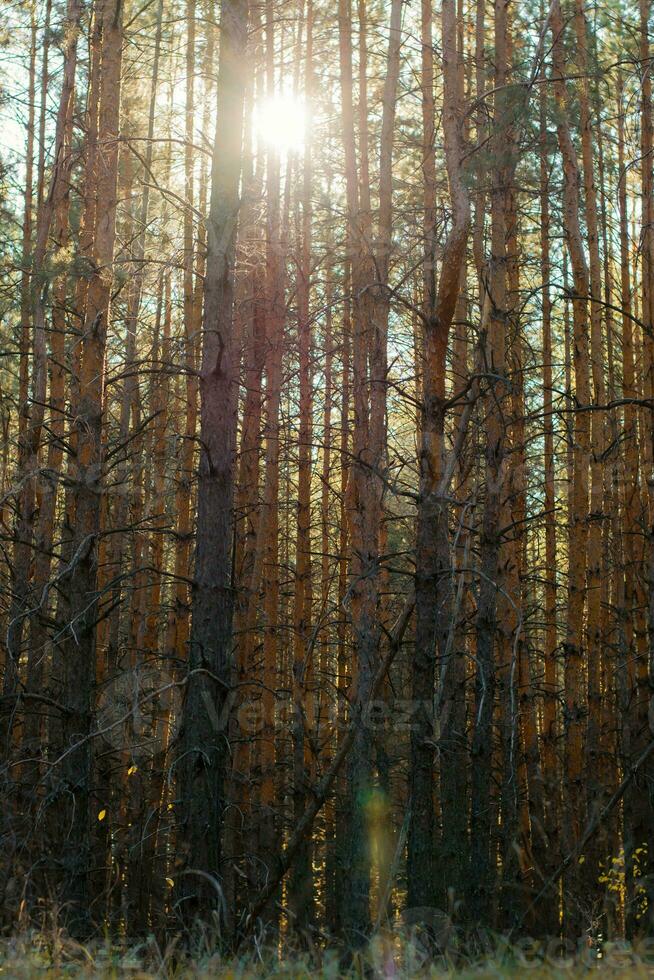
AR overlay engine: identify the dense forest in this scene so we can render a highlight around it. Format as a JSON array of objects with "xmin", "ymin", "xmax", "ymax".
[{"xmin": 1, "ymin": 0, "xmax": 654, "ymax": 967}]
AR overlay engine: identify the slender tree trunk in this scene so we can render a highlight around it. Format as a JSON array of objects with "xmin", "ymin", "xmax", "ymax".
[
  {"xmin": 255, "ymin": 0, "xmax": 287, "ymax": 918},
  {"xmin": 616, "ymin": 70, "xmax": 642, "ymax": 938},
  {"xmin": 537, "ymin": 64, "xmax": 560, "ymax": 938},
  {"xmin": 571, "ymin": 1, "xmax": 606, "ymax": 921},
  {"xmin": 334, "ymin": 262, "xmax": 351, "ymax": 931},
  {"xmin": 57, "ymin": 0, "xmax": 123, "ymax": 931},
  {"xmin": 338, "ymin": 0, "xmax": 401, "ymax": 944},
  {"xmin": 550, "ymin": 0, "xmax": 591, "ymax": 939},
  {"xmin": 636, "ymin": 0, "xmax": 654, "ymax": 935},
  {"xmin": 167, "ymin": 0, "xmax": 198, "ymax": 665},
  {"xmin": 36, "ymin": 0, "xmax": 52, "ymax": 213},
  {"xmin": 469, "ymin": 0, "xmax": 510, "ymax": 926},
  {"xmin": 23, "ymin": 0, "xmax": 82, "ymax": 773},
  {"xmin": 4, "ymin": 9, "xmax": 37, "ymax": 723},
  {"xmin": 289, "ymin": 0, "xmax": 315, "ymax": 933}
]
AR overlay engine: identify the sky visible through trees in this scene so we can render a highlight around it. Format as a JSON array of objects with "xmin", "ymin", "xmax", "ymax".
[{"xmin": 1, "ymin": 0, "xmax": 654, "ymax": 965}]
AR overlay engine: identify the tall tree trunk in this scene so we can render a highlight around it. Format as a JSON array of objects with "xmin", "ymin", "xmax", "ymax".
[
  {"xmin": 573, "ymin": 0, "xmax": 606, "ymax": 920},
  {"xmin": 636, "ymin": 0, "xmax": 654, "ymax": 935},
  {"xmin": 469, "ymin": 0, "xmax": 510, "ymax": 926},
  {"xmin": 536, "ymin": 61, "xmax": 560, "ymax": 938},
  {"xmin": 616, "ymin": 69, "xmax": 643, "ymax": 939},
  {"xmin": 550, "ymin": 0, "xmax": 591, "ymax": 939},
  {"xmin": 289, "ymin": 0, "xmax": 315, "ymax": 934},
  {"xmin": 56, "ymin": 0, "xmax": 123, "ymax": 931},
  {"xmin": 409, "ymin": 0, "xmax": 470, "ymax": 917},
  {"xmin": 255, "ymin": 0, "xmax": 287, "ymax": 919},
  {"xmin": 178, "ymin": 0, "xmax": 249, "ymax": 933},
  {"xmin": 338, "ymin": 0, "xmax": 401, "ymax": 945},
  {"xmin": 4, "ymin": 9, "xmax": 37, "ymax": 728},
  {"xmin": 167, "ymin": 0, "xmax": 198, "ymax": 665},
  {"xmin": 22, "ymin": 0, "xmax": 82, "ymax": 779}
]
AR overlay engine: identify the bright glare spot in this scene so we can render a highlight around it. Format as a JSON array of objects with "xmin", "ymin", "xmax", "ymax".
[
  {"xmin": 255, "ymin": 92, "xmax": 308, "ymax": 153},
  {"xmin": 0, "ymin": 115, "xmax": 25, "ymax": 158}
]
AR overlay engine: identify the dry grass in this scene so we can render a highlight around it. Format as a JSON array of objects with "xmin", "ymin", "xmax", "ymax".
[{"xmin": 2, "ymin": 931, "xmax": 654, "ymax": 978}]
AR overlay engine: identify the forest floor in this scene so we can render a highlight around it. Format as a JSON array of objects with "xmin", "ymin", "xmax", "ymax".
[{"xmin": 2, "ymin": 934, "xmax": 654, "ymax": 979}]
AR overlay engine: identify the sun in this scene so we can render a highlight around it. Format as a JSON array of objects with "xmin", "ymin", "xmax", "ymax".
[{"xmin": 254, "ymin": 92, "xmax": 308, "ymax": 154}]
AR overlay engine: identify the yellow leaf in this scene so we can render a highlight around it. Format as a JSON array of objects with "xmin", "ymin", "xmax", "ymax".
[
  {"xmin": 578, "ymin": 855, "xmax": 585, "ymax": 864},
  {"xmin": 98, "ymin": 809, "xmax": 106, "ymax": 822},
  {"xmin": 127, "ymin": 765, "xmax": 137, "ymax": 776},
  {"xmin": 166, "ymin": 878, "xmax": 174, "ymax": 888}
]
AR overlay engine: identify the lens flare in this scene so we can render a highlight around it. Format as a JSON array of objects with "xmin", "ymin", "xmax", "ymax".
[{"xmin": 255, "ymin": 92, "xmax": 308, "ymax": 153}]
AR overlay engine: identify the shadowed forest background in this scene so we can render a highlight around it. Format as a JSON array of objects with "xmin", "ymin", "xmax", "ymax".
[{"xmin": 1, "ymin": 0, "xmax": 654, "ymax": 966}]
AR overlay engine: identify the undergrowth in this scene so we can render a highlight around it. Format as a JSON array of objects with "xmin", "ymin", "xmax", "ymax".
[{"xmin": 2, "ymin": 930, "xmax": 654, "ymax": 979}]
